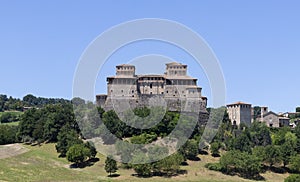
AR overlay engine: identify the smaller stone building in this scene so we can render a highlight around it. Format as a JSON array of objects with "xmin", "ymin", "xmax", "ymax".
[
  {"xmin": 226, "ymin": 102, "xmax": 252, "ymax": 126},
  {"xmin": 258, "ymin": 111, "xmax": 290, "ymax": 128}
]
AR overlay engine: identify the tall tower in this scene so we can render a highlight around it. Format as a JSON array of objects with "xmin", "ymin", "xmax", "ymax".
[
  {"xmin": 165, "ymin": 62, "xmax": 187, "ymax": 76},
  {"xmin": 227, "ymin": 102, "xmax": 252, "ymax": 126}
]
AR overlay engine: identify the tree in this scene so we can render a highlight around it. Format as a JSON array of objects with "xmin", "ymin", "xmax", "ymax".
[
  {"xmin": 85, "ymin": 141, "xmax": 97, "ymax": 159},
  {"xmin": 252, "ymin": 146, "xmax": 267, "ymax": 162},
  {"xmin": 178, "ymin": 139, "xmax": 199, "ymax": 160},
  {"xmin": 285, "ymin": 174, "xmax": 300, "ymax": 182},
  {"xmin": 294, "ymin": 124, "xmax": 300, "ymax": 153},
  {"xmin": 155, "ymin": 153, "xmax": 184, "ymax": 176},
  {"xmin": 0, "ymin": 125, "xmax": 18, "ymax": 144},
  {"xmin": 281, "ymin": 132, "xmax": 297, "ymax": 167},
  {"xmin": 56, "ymin": 126, "xmax": 82, "ymax": 157},
  {"xmin": 219, "ymin": 150, "xmax": 262, "ymax": 179},
  {"xmin": 229, "ymin": 132, "xmax": 252, "ymax": 153},
  {"xmin": 66, "ymin": 144, "xmax": 90, "ymax": 166},
  {"xmin": 131, "ymin": 152, "xmax": 152, "ymax": 177},
  {"xmin": 272, "ymin": 127, "xmax": 289, "ymax": 145},
  {"xmin": 210, "ymin": 142, "xmax": 220, "ymax": 157},
  {"xmin": 289, "ymin": 155, "xmax": 300, "ymax": 172},
  {"xmin": 105, "ymin": 156, "xmax": 118, "ymax": 176},
  {"xmin": 249, "ymin": 121, "xmax": 272, "ymax": 147},
  {"xmin": 264, "ymin": 145, "xmax": 282, "ymax": 167}
]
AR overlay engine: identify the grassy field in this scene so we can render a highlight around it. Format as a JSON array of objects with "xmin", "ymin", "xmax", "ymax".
[
  {"xmin": 0, "ymin": 111, "xmax": 23, "ymax": 117},
  {"xmin": 1, "ymin": 121, "xmax": 19, "ymax": 126},
  {"xmin": 0, "ymin": 143, "xmax": 290, "ymax": 182}
]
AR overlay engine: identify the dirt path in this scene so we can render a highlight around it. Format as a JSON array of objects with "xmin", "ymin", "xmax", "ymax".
[{"xmin": 0, "ymin": 143, "xmax": 29, "ymax": 159}]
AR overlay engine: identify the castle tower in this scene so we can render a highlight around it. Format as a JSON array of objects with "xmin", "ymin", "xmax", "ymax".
[
  {"xmin": 116, "ymin": 64, "xmax": 135, "ymax": 76},
  {"xmin": 165, "ymin": 62, "xmax": 187, "ymax": 76},
  {"xmin": 227, "ymin": 102, "xmax": 252, "ymax": 126}
]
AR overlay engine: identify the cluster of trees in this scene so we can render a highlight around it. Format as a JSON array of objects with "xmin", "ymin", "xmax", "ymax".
[
  {"xmin": 0, "ymin": 94, "xmax": 23, "ymax": 111},
  {"xmin": 0, "ymin": 112, "xmax": 21, "ymax": 123},
  {"xmin": 205, "ymin": 119, "xmax": 300, "ymax": 180},
  {"xmin": 17, "ymin": 103, "xmax": 79, "ymax": 143},
  {"xmin": 16, "ymin": 100, "xmax": 97, "ymax": 165},
  {"xmin": 0, "ymin": 94, "xmax": 70, "ymax": 112}
]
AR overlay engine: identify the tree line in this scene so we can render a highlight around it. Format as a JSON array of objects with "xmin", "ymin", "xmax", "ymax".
[{"xmin": 0, "ymin": 94, "xmax": 70, "ymax": 112}]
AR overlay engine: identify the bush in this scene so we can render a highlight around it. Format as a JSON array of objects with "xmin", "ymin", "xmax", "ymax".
[
  {"xmin": 285, "ymin": 174, "xmax": 300, "ymax": 182},
  {"xmin": 210, "ymin": 142, "xmax": 220, "ymax": 157},
  {"xmin": 205, "ymin": 163, "xmax": 222, "ymax": 171},
  {"xmin": 0, "ymin": 125, "xmax": 18, "ymax": 144}
]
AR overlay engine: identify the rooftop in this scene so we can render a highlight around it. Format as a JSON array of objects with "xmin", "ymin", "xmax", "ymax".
[{"xmin": 227, "ymin": 101, "xmax": 252, "ymax": 106}]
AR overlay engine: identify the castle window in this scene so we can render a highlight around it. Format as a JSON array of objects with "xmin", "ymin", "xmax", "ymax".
[
  {"xmin": 111, "ymin": 90, "xmax": 113, "ymax": 92},
  {"xmin": 175, "ymin": 91, "xmax": 177, "ymax": 94},
  {"xmin": 121, "ymin": 90, "xmax": 123, "ymax": 93},
  {"xmin": 161, "ymin": 92, "xmax": 164, "ymax": 94},
  {"xmin": 132, "ymin": 90, "xmax": 134, "ymax": 93},
  {"xmin": 161, "ymin": 84, "xmax": 163, "ymax": 88},
  {"xmin": 166, "ymin": 90, "xmax": 168, "ymax": 93},
  {"xmin": 150, "ymin": 83, "xmax": 152, "ymax": 89},
  {"xmin": 150, "ymin": 92, "xmax": 152, "ymax": 95}
]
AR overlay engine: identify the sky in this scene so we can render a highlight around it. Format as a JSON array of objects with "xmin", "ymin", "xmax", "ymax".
[{"xmin": 0, "ymin": 1, "xmax": 300, "ymax": 112}]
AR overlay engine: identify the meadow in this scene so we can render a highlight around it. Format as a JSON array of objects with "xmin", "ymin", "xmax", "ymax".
[{"xmin": 0, "ymin": 143, "xmax": 289, "ymax": 182}]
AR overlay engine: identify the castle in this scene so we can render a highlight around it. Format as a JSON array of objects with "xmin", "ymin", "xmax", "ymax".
[{"xmin": 96, "ymin": 62, "xmax": 208, "ymax": 121}]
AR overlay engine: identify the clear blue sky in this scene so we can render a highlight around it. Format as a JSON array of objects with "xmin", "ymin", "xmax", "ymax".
[{"xmin": 0, "ymin": 1, "xmax": 299, "ymax": 112}]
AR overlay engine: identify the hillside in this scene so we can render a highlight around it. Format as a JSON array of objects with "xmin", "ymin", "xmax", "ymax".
[{"xmin": 0, "ymin": 143, "xmax": 289, "ymax": 182}]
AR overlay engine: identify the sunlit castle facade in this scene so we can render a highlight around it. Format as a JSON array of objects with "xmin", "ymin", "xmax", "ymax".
[{"xmin": 96, "ymin": 62, "xmax": 208, "ymax": 119}]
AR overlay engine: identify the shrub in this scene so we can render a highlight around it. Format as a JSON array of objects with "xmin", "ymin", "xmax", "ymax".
[
  {"xmin": 285, "ymin": 174, "xmax": 300, "ymax": 182},
  {"xmin": 205, "ymin": 163, "xmax": 222, "ymax": 171}
]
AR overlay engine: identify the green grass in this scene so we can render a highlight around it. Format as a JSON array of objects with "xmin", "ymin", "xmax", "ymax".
[
  {"xmin": 0, "ymin": 111, "xmax": 23, "ymax": 117},
  {"xmin": 2, "ymin": 121, "xmax": 19, "ymax": 126},
  {"xmin": 0, "ymin": 143, "xmax": 290, "ymax": 182}
]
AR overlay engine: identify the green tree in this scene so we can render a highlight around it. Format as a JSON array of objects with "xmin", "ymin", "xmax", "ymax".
[
  {"xmin": 294, "ymin": 124, "xmax": 300, "ymax": 153},
  {"xmin": 210, "ymin": 142, "xmax": 220, "ymax": 157},
  {"xmin": 281, "ymin": 132, "xmax": 297, "ymax": 167},
  {"xmin": 219, "ymin": 150, "xmax": 262, "ymax": 179},
  {"xmin": 132, "ymin": 152, "xmax": 152, "ymax": 177},
  {"xmin": 229, "ymin": 132, "xmax": 252, "ymax": 153},
  {"xmin": 285, "ymin": 174, "xmax": 300, "ymax": 182},
  {"xmin": 252, "ymin": 146, "xmax": 267, "ymax": 162},
  {"xmin": 66, "ymin": 144, "xmax": 90, "ymax": 166},
  {"xmin": 105, "ymin": 156, "xmax": 118, "ymax": 176},
  {"xmin": 17, "ymin": 108, "xmax": 41, "ymax": 142},
  {"xmin": 155, "ymin": 153, "xmax": 184, "ymax": 176},
  {"xmin": 249, "ymin": 121, "xmax": 272, "ymax": 147},
  {"xmin": 264, "ymin": 145, "xmax": 282, "ymax": 167},
  {"xmin": 289, "ymin": 155, "xmax": 300, "ymax": 172},
  {"xmin": 85, "ymin": 141, "xmax": 97, "ymax": 159},
  {"xmin": 178, "ymin": 139, "xmax": 199, "ymax": 160},
  {"xmin": 56, "ymin": 126, "xmax": 82, "ymax": 157},
  {"xmin": 272, "ymin": 127, "xmax": 289, "ymax": 145},
  {"xmin": 0, "ymin": 125, "xmax": 18, "ymax": 144}
]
